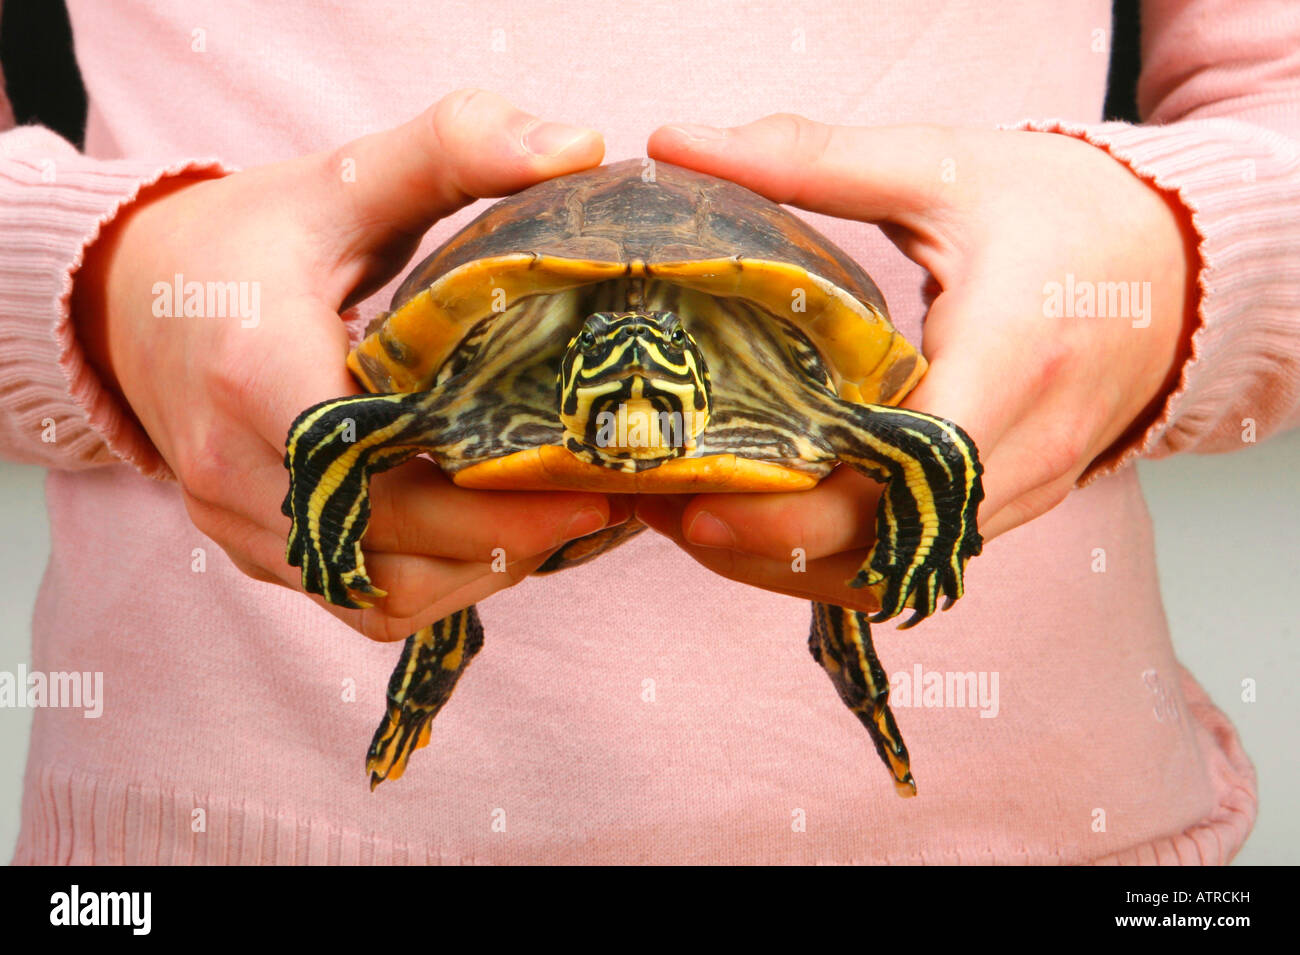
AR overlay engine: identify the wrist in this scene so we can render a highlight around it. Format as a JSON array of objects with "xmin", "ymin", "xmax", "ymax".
[
  {"xmin": 70, "ymin": 174, "xmax": 213, "ymax": 405},
  {"xmin": 1088, "ymin": 170, "xmax": 1202, "ymax": 476}
]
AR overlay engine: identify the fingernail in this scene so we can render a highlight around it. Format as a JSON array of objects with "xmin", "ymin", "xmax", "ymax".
[
  {"xmin": 664, "ymin": 123, "xmax": 728, "ymax": 143},
  {"xmin": 563, "ymin": 506, "xmax": 607, "ymax": 540},
  {"xmin": 686, "ymin": 510, "xmax": 735, "ymax": 548},
  {"xmin": 523, "ymin": 120, "xmax": 593, "ymax": 156}
]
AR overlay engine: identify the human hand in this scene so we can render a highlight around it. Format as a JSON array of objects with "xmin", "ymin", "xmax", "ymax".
[
  {"xmin": 71, "ymin": 89, "xmax": 620, "ymax": 640},
  {"xmin": 636, "ymin": 116, "xmax": 1197, "ymax": 614}
]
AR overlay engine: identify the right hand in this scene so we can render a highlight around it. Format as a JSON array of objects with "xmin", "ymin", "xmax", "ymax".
[{"xmin": 71, "ymin": 89, "xmax": 620, "ymax": 641}]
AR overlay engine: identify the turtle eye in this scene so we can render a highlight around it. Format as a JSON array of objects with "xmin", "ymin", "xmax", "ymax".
[
  {"xmin": 670, "ymin": 327, "xmax": 686, "ymax": 347},
  {"xmin": 579, "ymin": 329, "xmax": 596, "ymax": 349}
]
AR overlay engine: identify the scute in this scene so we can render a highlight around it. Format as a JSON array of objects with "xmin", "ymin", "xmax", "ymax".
[{"xmin": 385, "ymin": 159, "xmax": 890, "ymax": 311}]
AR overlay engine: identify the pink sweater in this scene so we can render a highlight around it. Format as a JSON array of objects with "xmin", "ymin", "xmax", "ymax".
[{"xmin": 4, "ymin": 0, "xmax": 1296, "ymax": 864}]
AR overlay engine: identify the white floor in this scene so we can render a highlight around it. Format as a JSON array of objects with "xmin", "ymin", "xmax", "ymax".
[{"xmin": 2, "ymin": 430, "xmax": 1297, "ymax": 864}]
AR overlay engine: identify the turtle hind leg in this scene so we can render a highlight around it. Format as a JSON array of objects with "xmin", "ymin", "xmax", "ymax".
[
  {"xmin": 366, "ymin": 606, "xmax": 485, "ymax": 790},
  {"xmin": 282, "ymin": 392, "xmax": 434, "ymax": 608},
  {"xmin": 809, "ymin": 602, "xmax": 915, "ymax": 797},
  {"xmin": 817, "ymin": 400, "xmax": 984, "ymax": 628}
]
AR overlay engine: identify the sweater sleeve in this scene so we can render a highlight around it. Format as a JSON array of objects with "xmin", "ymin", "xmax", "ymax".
[
  {"xmin": 0, "ymin": 92, "xmax": 230, "ymax": 477},
  {"xmin": 1009, "ymin": 0, "xmax": 1300, "ymax": 484}
]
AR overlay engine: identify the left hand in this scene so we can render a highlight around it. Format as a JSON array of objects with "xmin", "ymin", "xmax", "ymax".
[{"xmin": 635, "ymin": 116, "xmax": 1198, "ymax": 614}]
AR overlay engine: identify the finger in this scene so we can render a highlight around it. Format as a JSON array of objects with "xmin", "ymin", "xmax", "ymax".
[
  {"xmin": 183, "ymin": 492, "xmax": 317, "ymax": 591},
  {"xmin": 188, "ymin": 492, "xmax": 549, "ymax": 641},
  {"xmin": 647, "ymin": 467, "xmax": 883, "ymax": 560},
  {"xmin": 228, "ymin": 554, "xmax": 290, "ymax": 588},
  {"xmin": 313, "ymin": 88, "xmax": 604, "ymax": 279},
  {"xmin": 648, "ymin": 116, "xmax": 959, "ymax": 225},
  {"xmin": 193, "ymin": 436, "xmax": 614, "ymax": 563},
  {"xmin": 365, "ymin": 458, "xmax": 613, "ymax": 560},
  {"xmin": 344, "ymin": 548, "xmax": 556, "ymax": 642},
  {"xmin": 637, "ymin": 496, "xmax": 881, "ymax": 613},
  {"xmin": 633, "ymin": 494, "xmax": 689, "ymax": 539},
  {"xmin": 976, "ymin": 475, "xmax": 1075, "ymax": 541},
  {"xmin": 343, "ymin": 547, "xmax": 537, "ymax": 625}
]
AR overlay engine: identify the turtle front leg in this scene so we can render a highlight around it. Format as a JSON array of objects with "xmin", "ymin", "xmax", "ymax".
[
  {"xmin": 367, "ymin": 606, "xmax": 485, "ymax": 789},
  {"xmin": 282, "ymin": 392, "xmax": 434, "ymax": 607},
  {"xmin": 824, "ymin": 402, "xmax": 984, "ymax": 628},
  {"xmin": 810, "ymin": 602, "xmax": 915, "ymax": 797}
]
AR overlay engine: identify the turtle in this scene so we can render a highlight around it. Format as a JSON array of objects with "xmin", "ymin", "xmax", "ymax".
[{"xmin": 282, "ymin": 158, "xmax": 984, "ymax": 797}]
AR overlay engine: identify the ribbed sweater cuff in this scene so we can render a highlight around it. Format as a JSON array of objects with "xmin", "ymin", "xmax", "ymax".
[
  {"xmin": 0, "ymin": 125, "xmax": 232, "ymax": 478},
  {"xmin": 1005, "ymin": 117, "xmax": 1300, "ymax": 485}
]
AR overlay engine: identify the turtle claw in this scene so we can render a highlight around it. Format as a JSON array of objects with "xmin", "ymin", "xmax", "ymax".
[
  {"xmin": 858, "ymin": 553, "xmax": 966, "ymax": 629},
  {"xmin": 853, "ymin": 566, "xmax": 886, "ymax": 589},
  {"xmin": 341, "ymin": 569, "xmax": 386, "ymax": 609},
  {"xmin": 367, "ymin": 706, "xmax": 434, "ymax": 789}
]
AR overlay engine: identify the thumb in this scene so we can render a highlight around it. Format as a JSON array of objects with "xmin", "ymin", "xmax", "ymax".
[
  {"xmin": 649, "ymin": 116, "xmax": 957, "ymax": 224},
  {"xmin": 897, "ymin": 285, "xmax": 1042, "ymax": 534},
  {"xmin": 309, "ymin": 88, "xmax": 603, "ymax": 288},
  {"xmin": 648, "ymin": 116, "xmax": 971, "ymax": 282}
]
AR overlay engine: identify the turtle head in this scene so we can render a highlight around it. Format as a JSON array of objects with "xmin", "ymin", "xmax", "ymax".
[{"xmin": 558, "ymin": 310, "xmax": 711, "ymax": 463}]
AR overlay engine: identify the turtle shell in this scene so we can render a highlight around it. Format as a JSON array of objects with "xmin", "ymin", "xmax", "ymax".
[{"xmin": 347, "ymin": 159, "xmax": 926, "ymax": 493}]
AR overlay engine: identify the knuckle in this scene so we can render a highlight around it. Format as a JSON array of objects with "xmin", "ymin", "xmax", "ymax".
[
  {"xmin": 430, "ymin": 88, "xmax": 502, "ymax": 161},
  {"xmin": 228, "ymin": 553, "xmax": 279, "ymax": 586},
  {"xmin": 436, "ymin": 87, "xmax": 493, "ymax": 129},
  {"xmin": 767, "ymin": 112, "xmax": 831, "ymax": 167},
  {"xmin": 1032, "ymin": 336, "xmax": 1075, "ymax": 392},
  {"xmin": 176, "ymin": 440, "xmax": 229, "ymax": 506},
  {"xmin": 206, "ymin": 351, "xmax": 263, "ymax": 415},
  {"xmin": 373, "ymin": 559, "xmax": 428, "ymax": 622},
  {"xmin": 1043, "ymin": 480, "xmax": 1073, "ymax": 512},
  {"xmin": 180, "ymin": 491, "xmax": 220, "ymax": 541},
  {"xmin": 1036, "ymin": 426, "xmax": 1090, "ymax": 486}
]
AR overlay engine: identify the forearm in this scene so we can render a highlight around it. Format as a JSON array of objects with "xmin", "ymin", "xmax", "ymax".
[{"xmin": 0, "ymin": 122, "xmax": 227, "ymax": 475}]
